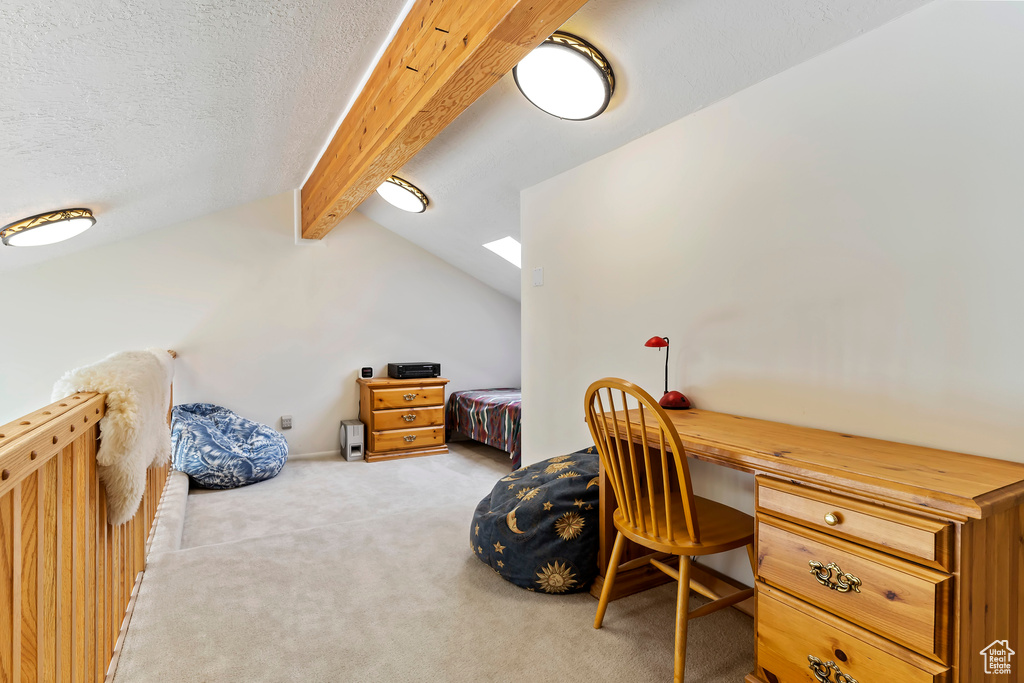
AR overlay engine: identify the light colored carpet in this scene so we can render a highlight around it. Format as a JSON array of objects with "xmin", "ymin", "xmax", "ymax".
[{"xmin": 114, "ymin": 442, "xmax": 753, "ymax": 682}]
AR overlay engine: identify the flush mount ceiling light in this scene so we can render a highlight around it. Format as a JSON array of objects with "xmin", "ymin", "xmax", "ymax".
[
  {"xmin": 513, "ymin": 31, "xmax": 615, "ymax": 121},
  {"xmin": 1, "ymin": 208, "xmax": 96, "ymax": 247},
  {"xmin": 483, "ymin": 236, "xmax": 521, "ymax": 268},
  {"xmin": 376, "ymin": 176, "xmax": 429, "ymax": 213}
]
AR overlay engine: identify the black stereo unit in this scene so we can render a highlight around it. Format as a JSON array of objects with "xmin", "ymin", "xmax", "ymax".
[{"xmin": 388, "ymin": 362, "xmax": 441, "ymax": 379}]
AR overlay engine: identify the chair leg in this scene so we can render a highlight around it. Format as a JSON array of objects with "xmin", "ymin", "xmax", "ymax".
[
  {"xmin": 594, "ymin": 531, "xmax": 626, "ymax": 629},
  {"xmin": 674, "ymin": 555, "xmax": 692, "ymax": 683}
]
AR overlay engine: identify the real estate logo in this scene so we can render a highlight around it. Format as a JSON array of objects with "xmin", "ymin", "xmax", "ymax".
[{"xmin": 981, "ymin": 640, "xmax": 1015, "ymax": 675}]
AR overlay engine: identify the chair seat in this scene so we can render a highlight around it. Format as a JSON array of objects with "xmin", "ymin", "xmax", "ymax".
[{"xmin": 613, "ymin": 494, "xmax": 754, "ymax": 555}]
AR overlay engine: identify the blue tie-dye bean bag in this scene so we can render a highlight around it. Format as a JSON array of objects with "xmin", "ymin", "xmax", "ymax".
[
  {"xmin": 471, "ymin": 447, "xmax": 600, "ymax": 594},
  {"xmin": 171, "ymin": 403, "xmax": 288, "ymax": 489}
]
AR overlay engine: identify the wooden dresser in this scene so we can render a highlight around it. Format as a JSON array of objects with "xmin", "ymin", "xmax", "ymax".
[
  {"xmin": 357, "ymin": 377, "xmax": 449, "ymax": 462},
  {"xmin": 595, "ymin": 408, "xmax": 1024, "ymax": 683}
]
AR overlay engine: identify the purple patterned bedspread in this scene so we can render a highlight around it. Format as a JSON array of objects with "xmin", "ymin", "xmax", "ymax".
[{"xmin": 446, "ymin": 389, "xmax": 522, "ymax": 468}]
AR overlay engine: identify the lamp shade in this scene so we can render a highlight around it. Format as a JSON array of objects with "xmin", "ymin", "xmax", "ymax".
[
  {"xmin": 659, "ymin": 391, "xmax": 691, "ymax": 410},
  {"xmin": 513, "ymin": 32, "xmax": 614, "ymax": 121},
  {"xmin": 376, "ymin": 176, "xmax": 428, "ymax": 213},
  {"xmin": 644, "ymin": 336, "xmax": 668, "ymax": 348},
  {"xmin": 1, "ymin": 208, "xmax": 96, "ymax": 247}
]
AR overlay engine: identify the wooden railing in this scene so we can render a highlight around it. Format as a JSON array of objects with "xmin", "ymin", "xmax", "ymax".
[{"xmin": 0, "ymin": 392, "xmax": 170, "ymax": 682}]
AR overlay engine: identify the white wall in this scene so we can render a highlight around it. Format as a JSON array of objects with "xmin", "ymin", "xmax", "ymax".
[
  {"xmin": 521, "ymin": 1, "xmax": 1024, "ymax": 583},
  {"xmin": 0, "ymin": 192, "xmax": 521, "ymax": 456}
]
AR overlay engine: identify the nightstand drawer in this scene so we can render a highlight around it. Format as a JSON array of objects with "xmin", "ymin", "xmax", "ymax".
[
  {"xmin": 372, "ymin": 406, "xmax": 444, "ymax": 431},
  {"xmin": 371, "ymin": 426, "xmax": 444, "ymax": 452},
  {"xmin": 371, "ymin": 386, "xmax": 445, "ymax": 409},
  {"xmin": 757, "ymin": 585, "xmax": 950, "ymax": 683},
  {"xmin": 757, "ymin": 477, "xmax": 952, "ymax": 570},
  {"xmin": 757, "ymin": 516, "xmax": 951, "ymax": 661}
]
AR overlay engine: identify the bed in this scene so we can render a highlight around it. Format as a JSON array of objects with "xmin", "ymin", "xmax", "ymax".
[{"xmin": 445, "ymin": 388, "xmax": 522, "ymax": 468}]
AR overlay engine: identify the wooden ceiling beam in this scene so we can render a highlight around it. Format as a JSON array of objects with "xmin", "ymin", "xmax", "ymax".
[{"xmin": 300, "ymin": 0, "xmax": 590, "ymax": 240}]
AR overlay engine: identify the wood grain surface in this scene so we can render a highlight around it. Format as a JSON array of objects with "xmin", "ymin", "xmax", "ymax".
[{"xmin": 300, "ymin": 0, "xmax": 590, "ymax": 238}]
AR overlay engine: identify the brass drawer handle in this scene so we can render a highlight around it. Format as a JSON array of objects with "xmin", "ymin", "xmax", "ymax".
[
  {"xmin": 404, "ymin": 435, "xmax": 417, "ymax": 442},
  {"xmin": 808, "ymin": 656, "xmax": 831, "ymax": 683},
  {"xmin": 808, "ymin": 561, "xmax": 862, "ymax": 593},
  {"xmin": 824, "ymin": 511, "xmax": 840, "ymax": 526},
  {"xmin": 403, "ymin": 393, "xmax": 418, "ymax": 401},
  {"xmin": 808, "ymin": 656, "xmax": 858, "ymax": 683},
  {"xmin": 402, "ymin": 414, "xmax": 417, "ymax": 422}
]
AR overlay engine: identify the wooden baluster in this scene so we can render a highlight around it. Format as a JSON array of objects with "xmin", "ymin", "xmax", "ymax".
[
  {"xmin": 96, "ymin": 470, "xmax": 106, "ymax": 683},
  {"xmin": 136, "ymin": 490, "xmax": 146, "ymax": 571},
  {"xmin": 72, "ymin": 439, "xmax": 86, "ymax": 683},
  {"xmin": 86, "ymin": 438, "xmax": 97, "ymax": 682},
  {"xmin": 127, "ymin": 514, "xmax": 135, "ymax": 608},
  {"xmin": 120, "ymin": 519, "xmax": 128, "ymax": 626},
  {"xmin": 59, "ymin": 446, "xmax": 73, "ymax": 682},
  {"xmin": 101, "ymin": 490, "xmax": 111, "ymax": 678},
  {"xmin": 40, "ymin": 459, "xmax": 57, "ymax": 682},
  {"xmin": 20, "ymin": 472, "xmax": 39, "ymax": 682},
  {"xmin": 0, "ymin": 488, "xmax": 16, "ymax": 682},
  {"xmin": 111, "ymin": 520, "xmax": 120, "ymax": 662}
]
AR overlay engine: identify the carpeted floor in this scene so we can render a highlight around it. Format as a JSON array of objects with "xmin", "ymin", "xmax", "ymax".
[{"xmin": 114, "ymin": 442, "xmax": 754, "ymax": 682}]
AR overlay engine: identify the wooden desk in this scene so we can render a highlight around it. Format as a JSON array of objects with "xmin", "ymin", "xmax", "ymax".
[{"xmin": 596, "ymin": 408, "xmax": 1024, "ymax": 683}]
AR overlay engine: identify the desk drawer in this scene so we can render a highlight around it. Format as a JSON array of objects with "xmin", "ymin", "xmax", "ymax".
[
  {"xmin": 757, "ymin": 477, "xmax": 952, "ymax": 571},
  {"xmin": 757, "ymin": 585, "xmax": 950, "ymax": 683},
  {"xmin": 371, "ymin": 426, "xmax": 444, "ymax": 452},
  {"xmin": 371, "ymin": 386, "xmax": 444, "ymax": 409},
  {"xmin": 757, "ymin": 516, "xmax": 951, "ymax": 661},
  {"xmin": 373, "ymin": 406, "xmax": 444, "ymax": 431}
]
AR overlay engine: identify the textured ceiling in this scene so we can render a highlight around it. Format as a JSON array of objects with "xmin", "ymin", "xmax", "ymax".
[
  {"xmin": 357, "ymin": 0, "xmax": 934, "ymax": 299},
  {"xmin": 0, "ymin": 0, "xmax": 406, "ymax": 272},
  {"xmin": 0, "ymin": 0, "xmax": 932, "ymax": 294}
]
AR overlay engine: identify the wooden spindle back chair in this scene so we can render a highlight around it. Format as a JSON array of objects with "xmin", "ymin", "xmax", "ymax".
[{"xmin": 584, "ymin": 378, "xmax": 755, "ymax": 683}]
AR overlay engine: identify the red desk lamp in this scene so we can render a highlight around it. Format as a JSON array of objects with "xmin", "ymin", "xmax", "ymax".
[{"xmin": 644, "ymin": 336, "xmax": 691, "ymax": 410}]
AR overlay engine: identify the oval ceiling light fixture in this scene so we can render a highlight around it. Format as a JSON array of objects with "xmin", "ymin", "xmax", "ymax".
[
  {"xmin": 513, "ymin": 31, "xmax": 615, "ymax": 121},
  {"xmin": 1, "ymin": 208, "xmax": 97, "ymax": 247},
  {"xmin": 376, "ymin": 176, "xmax": 429, "ymax": 213}
]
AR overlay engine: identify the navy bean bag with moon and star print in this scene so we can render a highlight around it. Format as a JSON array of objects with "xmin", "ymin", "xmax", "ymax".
[{"xmin": 470, "ymin": 447, "xmax": 600, "ymax": 594}]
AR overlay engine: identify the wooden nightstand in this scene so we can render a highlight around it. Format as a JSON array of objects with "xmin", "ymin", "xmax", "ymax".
[{"xmin": 357, "ymin": 377, "xmax": 449, "ymax": 462}]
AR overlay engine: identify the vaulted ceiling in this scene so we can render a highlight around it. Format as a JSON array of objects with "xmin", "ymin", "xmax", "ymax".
[
  {"xmin": 1, "ymin": 0, "xmax": 931, "ymax": 296},
  {"xmin": 357, "ymin": 0, "xmax": 932, "ymax": 299},
  {"xmin": 0, "ymin": 0, "xmax": 407, "ymax": 272}
]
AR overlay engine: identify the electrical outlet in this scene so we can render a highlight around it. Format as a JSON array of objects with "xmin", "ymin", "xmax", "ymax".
[
  {"xmin": 532, "ymin": 267, "xmax": 544, "ymax": 287},
  {"xmin": 281, "ymin": 415, "xmax": 292, "ymax": 430}
]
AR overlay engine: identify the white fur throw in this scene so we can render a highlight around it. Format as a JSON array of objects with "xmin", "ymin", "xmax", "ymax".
[{"xmin": 52, "ymin": 349, "xmax": 174, "ymax": 526}]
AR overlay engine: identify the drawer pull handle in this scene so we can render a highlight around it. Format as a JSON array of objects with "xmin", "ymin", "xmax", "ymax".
[
  {"xmin": 402, "ymin": 414, "xmax": 417, "ymax": 422},
  {"xmin": 824, "ymin": 511, "xmax": 840, "ymax": 526},
  {"xmin": 808, "ymin": 561, "xmax": 862, "ymax": 593},
  {"xmin": 808, "ymin": 656, "xmax": 831, "ymax": 683},
  {"xmin": 808, "ymin": 656, "xmax": 858, "ymax": 683},
  {"xmin": 403, "ymin": 393, "xmax": 418, "ymax": 401},
  {"xmin": 404, "ymin": 435, "xmax": 417, "ymax": 442}
]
